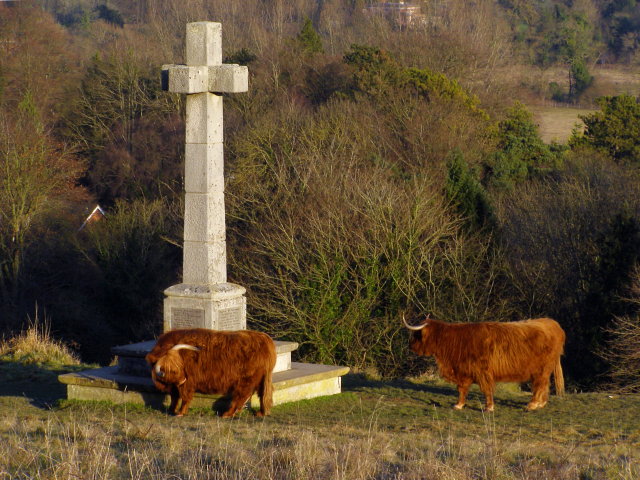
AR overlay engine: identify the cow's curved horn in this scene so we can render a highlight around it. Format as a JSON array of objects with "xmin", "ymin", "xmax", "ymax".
[
  {"xmin": 170, "ymin": 344, "xmax": 200, "ymax": 352},
  {"xmin": 402, "ymin": 313, "xmax": 428, "ymax": 331}
]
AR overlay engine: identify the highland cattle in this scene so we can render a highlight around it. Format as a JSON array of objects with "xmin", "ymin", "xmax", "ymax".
[
  {"xmin": 146, "ymin": 328, "xmax": 276, "ymax": 417},
  {"xmin": 403, "ymin": 315, "xmax": 565, "ymax": 411}
]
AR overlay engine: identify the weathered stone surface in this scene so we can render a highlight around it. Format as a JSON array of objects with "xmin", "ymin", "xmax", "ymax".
[
  {"xmin": 161, "ymin": 65, "xmax": 248, "ymax": 95},
  {"xmin": 186, "ymin": 22, "xmax": 222, "ymax": 66},
  {"xmin": 163, "ymin": 282, "xmax": 246, "ymax": 331},
  {"xmin": 162, "ymin": 22, "xmax": 248, "ymax": 324},
  {"xmin": 164, "ymin": 283, "xmax": 246, "ymax": 300},
  {"xmin": 183, "ymin": 192, "xmax": 226, "ymax": 243},
  {"xmin": 207, "ymin": 64, "xmax": 248, "ymax": 93},
  {"xmin": 184, "ymin": 143, "xmax": 224, "ymax": 193},
  {"xmin": 185, "ymin": 93, "xmax": 223, "ymax": 144},
  {"xmin": 182, "ymin": 240, "xmax": 227, "ymax": 286},
  {"xmin": 163, "ymin": 65, "xmax": 208, "ymax": 94}
]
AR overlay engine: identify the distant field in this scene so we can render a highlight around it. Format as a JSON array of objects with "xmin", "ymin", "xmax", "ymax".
[
  {"xmin": 516, "ymin": 65, "xmax": 640, "ymax": 144},
  {"xmin": 529, "ymin": 105, "xmax": 594, "ymax": 144}
]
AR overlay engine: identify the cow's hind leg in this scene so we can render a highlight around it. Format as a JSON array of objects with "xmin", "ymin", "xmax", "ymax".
[
  {"xmin": 528, "ymin": 373, "xmax": 550, "ymax": 411},
  {"xmin": 454, "ymin": 379, "xmax": 472, "ymax": 410},
  {"xmin": 221, "ymin": 387, "xmax": 253, "ymax": 418}
]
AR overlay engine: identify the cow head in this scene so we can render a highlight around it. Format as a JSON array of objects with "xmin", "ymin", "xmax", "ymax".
[
  {"xmin": 402, "ymin": 313, "xmax": 433, "ymax": 356},
  {"xmin": 148, "ymin": 344, "xmax": 199, "ymax": 391}
]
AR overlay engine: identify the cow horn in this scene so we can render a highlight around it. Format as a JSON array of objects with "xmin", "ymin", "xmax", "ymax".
[
  {"xmin": 170, "ymin": 344, "xmax": 200, "ymax": 352},
  {"xmin": 402, "ymin": 313, "xmax": 428, "ymax": 331}
]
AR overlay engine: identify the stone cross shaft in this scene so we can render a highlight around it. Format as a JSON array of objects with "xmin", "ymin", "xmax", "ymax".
[
  {"xmin": 162, "ymin": 22, "xmax": 247, "ymax": 286},
  {"xmin": 161, "ymin": 22, "xmax": 248, "ymax": 333}
]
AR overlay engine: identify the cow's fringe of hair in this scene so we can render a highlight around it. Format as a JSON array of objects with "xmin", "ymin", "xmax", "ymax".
[{"xmin": 156, "ymin": 349, "xmax": 184, "ymax": 378}]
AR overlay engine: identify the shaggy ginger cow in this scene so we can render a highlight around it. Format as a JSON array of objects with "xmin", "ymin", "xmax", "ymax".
[
  {"xmin": 145, "ymin": 328, "xmax": 276, "ymax": 417},
  {"xmin": 403, "ymin": 315, "xmax": 565, "ymax": 411}
]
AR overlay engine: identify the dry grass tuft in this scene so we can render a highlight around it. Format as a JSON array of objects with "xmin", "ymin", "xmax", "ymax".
[{"xmin": 0, "ymin": 313, "xmax": 80, "ymax": 367}]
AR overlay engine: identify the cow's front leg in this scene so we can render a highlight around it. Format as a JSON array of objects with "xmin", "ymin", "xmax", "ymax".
[
  {"xmin": 168, "ymin": 388, "xmax": 180, "ymax": 415},
  {"xmin": 454, "ymin": 379, "xmax": 472, "ymax": 410},
  {"xmin": 176, "ymin": 385, "xmax": 194, "ymax": 417},
  {"xmin": 478, "ymin": 375, "xmax": 495, "ymax": 412}
]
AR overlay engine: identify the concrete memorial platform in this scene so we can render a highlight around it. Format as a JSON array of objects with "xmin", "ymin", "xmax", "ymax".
[
  {"xmin": 59, "ymin": 341, "xmax": 349, "ymax": 410},
  {"xmin": 59, "ymin": 21, "xmax": 348, "ymax": 412}
]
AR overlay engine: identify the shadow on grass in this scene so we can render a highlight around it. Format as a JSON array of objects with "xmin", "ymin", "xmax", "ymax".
[
  {"xmin": 0, "ymin": 360, "xmax": 88, "ymax": 408},
  {"xmin": 342, "ymin": 372, "xmax": 540, "ymax": 412},
  {"xmin": 136, "ymin": 393, "xmax": 244, "ymax": 418},
  {"xmin": 343, "ymin": 372, "xmax": 456, "ymax": 396}
]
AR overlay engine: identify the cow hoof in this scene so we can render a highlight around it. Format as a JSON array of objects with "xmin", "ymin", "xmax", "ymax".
[
  {"xmin": 483, "ymin": 406, "xmax": 494, "ymax": 413},
  {"xmin": 453, "ymin": 404, "xmax": 464, "ymax": 410},
  {"xmin": 526, "ymin": 402, "xmax": 545, "ymax": 411}
]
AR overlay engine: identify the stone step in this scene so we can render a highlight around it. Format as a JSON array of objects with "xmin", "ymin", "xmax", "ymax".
[
  {"xmin": 113, "ymin": 339, "xmax": 299, "ymax": 376},
  {"xmin": 58, "ymin": 362, "xmax": 350, "ymax": 411}
]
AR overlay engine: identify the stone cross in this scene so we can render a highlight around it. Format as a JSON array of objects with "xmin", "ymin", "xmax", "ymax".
[{"xmin": 161, "ymin": 22, "xmax": 248, "ymax": 332}]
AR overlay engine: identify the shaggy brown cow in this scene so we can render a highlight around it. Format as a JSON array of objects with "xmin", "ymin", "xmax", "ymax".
[
  {"xmin": 403, "ymin": 315, "xmax": 565, "ymax": 411},
  {"xmin": 145, "ymin": 328, "xmax": 276, "ymax": 417}
]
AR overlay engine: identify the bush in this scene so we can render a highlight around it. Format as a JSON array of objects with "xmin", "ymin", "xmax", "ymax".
[
  {"xmin": 485, "ymin": 102, "xmax": 564, "ymax": 190},
  {"xmin": 495, "ymin": 154, "xmax": 640, "ymax": 387},
  {"xmin": 445, "ymin": 149, "xmax": 494, "ymax": 231},
  {"xmin": 571, "ymin": 94, "xmax": 640, "ymax": 165},
  {"xmin": 227, "ymin": 99, "xmax": 512, "ymax": 376},
  {"xmin": 601, "ymin": 266, "xmax": 640, "ymax": 393}
]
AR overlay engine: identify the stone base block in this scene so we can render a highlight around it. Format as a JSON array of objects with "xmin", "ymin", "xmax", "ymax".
[{"xmin": 163, "ymin": 283, "xmax": 246, "ymax": 331}]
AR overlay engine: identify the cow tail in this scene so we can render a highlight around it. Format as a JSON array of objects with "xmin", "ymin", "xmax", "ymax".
[
  {"xmin": 554, "ymin": 359, "xmax": 565, "ymax": 396},
  {"xmin": 260, "ymin": 366, "xmax": 274, "ymax": 415}
]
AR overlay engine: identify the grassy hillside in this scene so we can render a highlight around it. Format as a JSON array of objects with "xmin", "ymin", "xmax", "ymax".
[{"xmin": 1, "ymin": 361, "xmax": 638, "ymax": 479}]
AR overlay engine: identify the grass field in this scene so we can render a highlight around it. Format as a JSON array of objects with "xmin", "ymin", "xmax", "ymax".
[
  {"xmin": 529, "ymin": 105, "xmax": 594, "ymax": 144},
  {"xmin": 1, "ymin": 360, "xmax": 639, "ymax": 479},
  {"xmin": 517, "ymin": 64, "xmax": 640, "ymax": 144}
]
